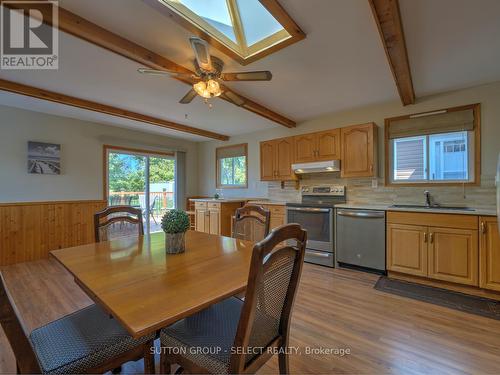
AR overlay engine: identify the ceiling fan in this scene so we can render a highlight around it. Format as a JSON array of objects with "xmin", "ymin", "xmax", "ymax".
[{"xmin": 138, "ymin": 37, "xmax": 272, "ymax": 107}]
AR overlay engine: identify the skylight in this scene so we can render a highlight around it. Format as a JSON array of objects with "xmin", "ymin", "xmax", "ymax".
[
  {"xmin": 235, "ymin": 0, "xmax": 283, "ymax": 46},
  {"xmin": 155, "ymin": 0, "xmax": 305, "ymax": 64},
  {"xmin": 179, "ymin": 0, "xmax": 236, "ymax": 42}
]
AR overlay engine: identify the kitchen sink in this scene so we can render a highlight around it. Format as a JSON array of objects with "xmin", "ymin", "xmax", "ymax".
[{"xmin": 390, "ymin": 204, "xmax": 475, "ymax": 211}]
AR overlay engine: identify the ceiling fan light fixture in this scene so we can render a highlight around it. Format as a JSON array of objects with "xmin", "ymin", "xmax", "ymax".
[
  {"xmin": 193, "ymin": 79, "xmax": 222, "ymax": 99},
  {"xmin": 206, "ymin": 79, "xmax": 221, "ymax": 94}
]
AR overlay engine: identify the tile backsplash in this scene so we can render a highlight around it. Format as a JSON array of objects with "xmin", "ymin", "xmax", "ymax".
[{"xmin": 268, "ymin": 173, "xmax": 496, "ymax": 209}]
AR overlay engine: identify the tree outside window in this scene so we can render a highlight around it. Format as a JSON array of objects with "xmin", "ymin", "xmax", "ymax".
[{"xmin": 216, "ymin": 144, "xmax": 248, "ymax": 188}]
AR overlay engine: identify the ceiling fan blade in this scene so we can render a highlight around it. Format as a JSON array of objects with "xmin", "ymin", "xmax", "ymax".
[
  {"xmin": 221, "ymin": 71, "xmax": 272, "ymax": 81},
  {"xmin": 221, "ymin": 91, "xmax": 246, "ymax": 107},
  {"xmin": 179, "ymin": 89, "xmax": 198, "ymax": 104},
  {"xmin": 189, "ymin": 37, "xmax": 213, "ymax": 72},
  {"xmin": 137, "ymin": 68, "xmax": 195, "ymax": 80}
]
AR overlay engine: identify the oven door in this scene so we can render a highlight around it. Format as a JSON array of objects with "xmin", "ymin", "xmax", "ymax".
[{"xmin": 286, "ymin": 207, "xmax": 334, "ymax": 252}]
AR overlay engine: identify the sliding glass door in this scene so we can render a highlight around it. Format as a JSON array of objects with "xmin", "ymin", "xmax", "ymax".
[{"xmin": 106, "ymin": 148, "xmax": 175, "ymax": 233}]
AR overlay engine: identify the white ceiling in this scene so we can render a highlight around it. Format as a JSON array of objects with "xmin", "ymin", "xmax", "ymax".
[{"xmin": 1, "ymin": 0, "xmax": 499, "ymax": 142}]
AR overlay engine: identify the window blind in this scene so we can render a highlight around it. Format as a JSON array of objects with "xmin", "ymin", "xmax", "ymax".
[
  {"xmin": 216, "ymin": 144, "xmax": 247, "ymax": 159},
  {"xmin": 388, "ymin": 109, "xmax": 474, "ymax": 139}
]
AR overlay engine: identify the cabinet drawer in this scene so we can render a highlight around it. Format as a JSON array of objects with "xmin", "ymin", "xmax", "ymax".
[
  {"xmin": 208, "ymin": 202, "xmax": 220, "ymax": 210},
  {"xmin": 269, "ymin": 205, "xmax": 285, "ymax": 215},
  {"xmin": 195, "ymin": 202, "xmax": 207, "ymax": 209},
  {"xmin": 387, "ymin": 211, "xmax": 478, "ymax": 230}
]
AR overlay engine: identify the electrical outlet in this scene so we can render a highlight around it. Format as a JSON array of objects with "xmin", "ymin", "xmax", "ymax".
[{"xmin": 372, "ymin": 179, "xmax": 378, "ymax": 188}]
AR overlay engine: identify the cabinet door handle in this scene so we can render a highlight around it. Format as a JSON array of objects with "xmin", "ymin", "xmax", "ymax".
[
  {"xmin": 424, "ymin": 232, "xmax": 428, "ymax": 243},
  {"xmin": 481, "ymin": 222, "xmax": 486, "ymax": 234},
  {"xmin": 370, "ymin": 164, "xmax": 374, "ymax": 172},
  {"xmin": 429, "ymin": 233, "xmax": 434, "ymax": 243}
]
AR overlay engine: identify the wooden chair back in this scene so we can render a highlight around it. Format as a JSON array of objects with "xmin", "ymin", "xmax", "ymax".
[
  {"xmin": 229, "ymin": 223, "xmax": 307, "ymax": 374},
  {"xmin": 0, "ymin": 272, "xmax": 41, "ymax": 374},
  {"xmin": 232, "ymin": 205, "xmax": 271, "ymax": 242},
  {"xmin": 94, "ymin": 206, "xmax": 144, "ymax": 242}
]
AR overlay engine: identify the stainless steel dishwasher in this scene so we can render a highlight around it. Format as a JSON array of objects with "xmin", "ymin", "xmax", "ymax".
[{"xmin": 335, "ymin": 208, "xmax": 386, "ymax": 272}]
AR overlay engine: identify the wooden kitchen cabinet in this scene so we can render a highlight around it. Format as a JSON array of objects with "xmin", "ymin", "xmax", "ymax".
[
  {"xmin": 194, "ymin": 201, "xmax": 243, "ymax": 237},
  {"xmin": 208, "ymin": 204, "xmax": 220, "ymax": 235},
  {"xmin": 260, "ymin": 140, "xmax": 275, "ymax": 180},
  {"xmin": 341, "ymin": 123, "xmax": 377, "ymax": 178},
  {"xmin": 195, "ymin": 202, "xmax": 209, "ymax": 233},
  {"xmin": 428, "ymin": 227, "xmax": 478, "ymax": 286},
  {"xmin": 387, "ymin": 211, "xmax": 479, "ymax": 287},
  {"xmin": 259, "ymin": 137, "xmax": 296, "ymax": 181},
  {"xmin": 294, "ymin": 134, "xmax": 316, "ymax": 163},
  {"xmin": 480, "ymin": 216, "xmax": 500, "ymax": 291},
  {"xmin": 261, "ymin": 204, "xmax": 285, "ymax": 230},
  {"xmin": 294, "ymin": 129, "xmax": 340, "ymax": 163},
  {"xmin": 317, "ymin": 129, "xmax": 341, "ymax": 161},
  {"xmin": 387, "ymin": 223, "xmax": 428, "ymax": 277}
]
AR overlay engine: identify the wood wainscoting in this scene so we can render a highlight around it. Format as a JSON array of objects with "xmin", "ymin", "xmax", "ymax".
[{"xmin": 0, "ymin": 200, "xmax": 106, "ymax": 266}]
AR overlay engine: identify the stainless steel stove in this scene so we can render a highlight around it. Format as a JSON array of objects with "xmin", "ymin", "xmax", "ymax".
[{"xmin": 286, "ymin": 185, "xmax": 346, "ymax": 267}]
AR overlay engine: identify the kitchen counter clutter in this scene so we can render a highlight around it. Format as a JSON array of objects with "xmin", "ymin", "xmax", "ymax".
[{"xmin": 335, "ymin": 203, "xmax": 497, "ymax": 216}]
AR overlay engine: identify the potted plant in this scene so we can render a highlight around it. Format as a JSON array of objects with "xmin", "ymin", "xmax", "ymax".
[{"xmin": 161, "ymin": 209, "xmax": 190, "ymax": 254}]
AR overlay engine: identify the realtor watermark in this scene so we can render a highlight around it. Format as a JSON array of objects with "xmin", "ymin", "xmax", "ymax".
[
  {"xmin": 1, "ymin": 0, "xmax": 58, "ymax": 69},
  {"xmin": 152, "ymin": 345, "xmax": 351, "ymax": 357}
]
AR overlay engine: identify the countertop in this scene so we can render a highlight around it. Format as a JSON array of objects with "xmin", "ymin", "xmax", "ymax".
[
  {"xmin": 335, "ymin": 203, "xmax": 497, "ymax": 216},
  {"xmin": 246, "ymin": 200, "xmax": 287, "ymax": 206},
  {"xmin": 189, "ymin": 197, "xmax": 266, "ymax": 203}
]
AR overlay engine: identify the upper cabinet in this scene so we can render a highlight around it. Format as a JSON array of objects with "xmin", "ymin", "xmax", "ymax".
[
  {"xmin": 260, "ymin": 137, "xmax": 296, "ymax": 181},
  {"xmin": 341, "ymin": 123, "xmax": 377, "ymax": 178},
  {"xmin": 259, "ymin": 123, "xmax": 378, "ymax": 181},
  {"xmin": 260, "ymin": 140, "xmax": 275, "ymax": 180},
  {"xmin": 294, "ymin": 129, "xmax": 340, "ymax": 163}
]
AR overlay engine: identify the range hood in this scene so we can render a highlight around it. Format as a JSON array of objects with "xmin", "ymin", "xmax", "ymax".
[{"xmin": 292, "ymin": 160, "xmax": 340, "ymax": 174}]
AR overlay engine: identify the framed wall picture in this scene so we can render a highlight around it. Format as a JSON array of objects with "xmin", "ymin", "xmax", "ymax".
[{"xmin": 27, "ymin": 141, "xmax": 61, "ymax": 175}]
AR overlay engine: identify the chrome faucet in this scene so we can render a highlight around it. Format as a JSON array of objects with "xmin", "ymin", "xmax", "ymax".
[{"xmin": 424, "ymin": 190, "xmax": 432, "ymax": 207}]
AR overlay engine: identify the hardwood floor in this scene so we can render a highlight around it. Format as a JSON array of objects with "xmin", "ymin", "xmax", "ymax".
[{"xmin": 1, "ymin": 259, "xmax": 500, "ymax": 374}]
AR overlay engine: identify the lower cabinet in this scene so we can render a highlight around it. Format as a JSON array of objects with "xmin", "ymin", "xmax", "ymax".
[
  {"xmin": 480, "ymin": 216, "xmax": 500, "ymax": 291},
  {"xmin": 195, "ymin": 206, "xmax": 208, "ymax": 233},
  {"xmin": 194, "ymin": 201, "xmax": 243, "ymax": 237},
  {"xmin": 208, "ymin": 207, "xmax": 220, "ymax": 235},
  {"xmin": 428, "ymin": 227, "xmax": 478, "ymax": 286},
  {"xmin": 265, "ymin": 205, "xmax": 285, "ymax": 230},
  {"xmin": 387, "ymin": 224, "xmax": 428, "ymax": 277},
  {"xmin": 387, "ymin": 212, "xmax": 480, "ymax": 287}
]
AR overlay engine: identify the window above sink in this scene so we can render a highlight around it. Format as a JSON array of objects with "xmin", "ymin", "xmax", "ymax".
[{"xmin": 385, "ymin": 103, "xmax": 481, "ymax": 186}]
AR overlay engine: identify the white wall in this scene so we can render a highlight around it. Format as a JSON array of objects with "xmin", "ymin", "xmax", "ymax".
[
  {"xmin": 197, "ymin": 81, "xmax": 500, "ymax": 198},
  {"xmin": 0, "ymin": 105, "xmax": 198, "ymax": 202}
]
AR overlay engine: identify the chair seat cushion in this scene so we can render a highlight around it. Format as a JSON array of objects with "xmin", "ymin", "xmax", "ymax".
[
  {"xmin": 29, "ymin": 304, "xmax": 154, "ymax": 374},
  {"xmin": 160, "ymin": 297, "xmax": 244, "ymax": 374}
]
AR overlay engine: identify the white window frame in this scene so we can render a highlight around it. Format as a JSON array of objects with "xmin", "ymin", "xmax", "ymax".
[{"xmin": 389, "ymin": 131, "xmax": 474, "ymax": 185}]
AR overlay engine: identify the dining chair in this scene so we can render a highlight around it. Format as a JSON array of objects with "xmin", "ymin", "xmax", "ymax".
[
  {"xmin": 139, "ymin": 195, "xmax": 159, "ymax": 225},
  {"xmin": 232, "ymin": 205, "xmax": 271, "ymax": 242},
  {"xmin": 0, "ymin": 272, "xmax": 155, "ymax": 374},
  {"xmin": 159, "ymin": 223, "xmax": 307, "ymax": 375},
  {"xmin": 94, "ymin": 205, "xmax": 144, "ymax": 242}
]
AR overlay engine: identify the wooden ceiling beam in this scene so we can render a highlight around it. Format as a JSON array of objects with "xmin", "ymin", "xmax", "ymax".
[
  {"xmin": 1, "ymin": 0, "xmax": 296, "ymax": 128},
  {"xmin": 368, "ymin": 0, "xmax": 415, "ymax": 105},
  {"xmin": 0, "ymin": 79, "xmax": 230, "ymax": 141}
]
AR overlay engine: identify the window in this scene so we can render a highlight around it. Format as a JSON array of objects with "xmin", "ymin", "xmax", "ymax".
[
  {"xmin": 152, "ymin": 0, "xmax": 305, "ymax": 64},
  {"xmin": 216, "ymin": 143, "xmax": 247, "ymax": 188},
  {"xmin": 393, "ymin": 136, "xmax": 427, "ymax": 181},
  {"xmin": 385, "ymin": 104, "xmax": 480, "ymax": 185},
  {"xmin": 105, "ymin": 146, "xmax": 176, "ymax": 233}
]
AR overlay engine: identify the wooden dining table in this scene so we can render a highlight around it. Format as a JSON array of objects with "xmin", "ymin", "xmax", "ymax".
[{"xmin": 50, "ymin": 231, "xmax": 255, "ymax": 339}]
